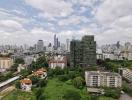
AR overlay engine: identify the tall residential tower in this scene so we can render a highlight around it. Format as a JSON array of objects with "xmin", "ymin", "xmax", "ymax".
[{"xmin": 70, "ymin": 35, "xmax": 96, "ymax": 67}]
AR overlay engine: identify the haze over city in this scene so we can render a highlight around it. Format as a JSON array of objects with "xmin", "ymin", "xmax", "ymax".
[{"xmin": 0, "ymin": 0, "xmax": 132, "ymax": 45}]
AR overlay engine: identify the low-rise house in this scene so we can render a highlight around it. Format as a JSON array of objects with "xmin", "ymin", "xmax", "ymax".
[
  {"xmin": 85, "ymin": 71, "xmax": 122, "ymax": 88},
  {"xmin": 20, "ymin": 78, "xmax": 32, "ymax": 91},
  {"xmin": 33, "ymin": 68, "xmax": 47, "ymax": 79},
  {"xmin": 118, "ymin": 68, "xmax": 132, "ymax": 83},
  {"xmin": 49, "ymin": 55, "xmax": 67, "ymax": 69}
]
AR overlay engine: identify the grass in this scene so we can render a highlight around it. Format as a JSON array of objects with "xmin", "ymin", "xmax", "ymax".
[
  {"xmin": 2, "ymin": 90, "xmax": 36, "ymax": 100},
  {"xmin": 44, "ymin": 78, "xmax": 88, "ymax": 100},
  {"xmin": 99, "ymin": 96, "xmax": 116, "ymax": 100},
  {"xmin": 2, "ymin": 78, "xmax": 116, "ymax": 100}
]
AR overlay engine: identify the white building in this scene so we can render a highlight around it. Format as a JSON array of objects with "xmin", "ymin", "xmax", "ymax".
[
  {"xmin": 49, "ymin": 55, "xmax": 67, "ymax": 69},
  {"xmin": 0, "ymin": 56, "xmax": 13, "ymax": 71},
  {"xmin": 20, "ymin": 78, "xmax": 32, "ymax": 91},
  {"xmin": 85, "ymin": 71, "xmax": 122, "ymax": 88},
  {"xmin": 118, "ymin": 68, "xmax": 132, "ymax": 83}
]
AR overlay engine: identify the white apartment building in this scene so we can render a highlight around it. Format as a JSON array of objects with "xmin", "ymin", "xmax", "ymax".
[
  {"xmin": 49, "ymin": 55, "xmax": 67, "ymax": 69},
  {"xmin": 118, "ymin": 68, "xmax": 132, "ymax": 83},
  {"xmin": 0, "ymin": 57, "xmax": 13, "ymax": 71},
  {"xmin": 85, "ymin": 71, "xmax": 122, "ymax": 88}
]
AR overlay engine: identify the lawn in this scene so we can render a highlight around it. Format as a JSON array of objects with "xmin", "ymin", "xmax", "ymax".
[
  {"xmin": 99, "ymin": 96, "xmax": 116, "ymax": 100},
  {"xmin": 2, "ymin": 90, "xmax": 36, "ymax": 100},
  {"xmin": 2, "ymin": 78, "xmax": 116, "ymax": 100},
  {"xmin": 44, "ymin": 78, "xmax": 88, "ymax": 100}
]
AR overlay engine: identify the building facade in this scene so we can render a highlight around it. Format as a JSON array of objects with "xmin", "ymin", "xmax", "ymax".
[
  {"xmin": 37, "ymin": 40, "xmax": 44, "ymax": 52},
  {"xmin": 49, "ymin": 55, "xmax": 67, "ymax": 69},
  {"xmin": 70, "ymin": 35, "xmax": 96, "ymax": 67},
  {"xmin": 85, "ymin": 71, "xmax": 122, "ymax": 88},
  {"xmin": 0, "ymin": 56, "xmax": 13, "ymax": 71},
  {"xmin": 118, "ymin": 68, "xmax": 132, "ymax": 83}
]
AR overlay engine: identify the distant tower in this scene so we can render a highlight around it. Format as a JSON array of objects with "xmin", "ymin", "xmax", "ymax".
[
  {"xmin": 37, "ymin": 40, "xmax": 44, "ymax": 52},
  {"xmin": 54, "ymin": 34, "xmax": 57, "ymax": 50},
  {"xmin": 66, "ymin": 39, "xmax": 70, "ymax": 52},
  {"xmin": 116, "ymin": 41, "xmax": 120, "ymax": 49}
]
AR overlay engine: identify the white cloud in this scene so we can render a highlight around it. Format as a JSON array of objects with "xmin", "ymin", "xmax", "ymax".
[
  {"xmin": 58, "ymin": 15, "xmax": 89, "ymax": 26},
  {"xmin": 24, "ymin": 0, "xmax": 73, "ymax": 19},
  {"xmin": 0, "ymin": 20, "xmax": 23, "ymax": 30}
]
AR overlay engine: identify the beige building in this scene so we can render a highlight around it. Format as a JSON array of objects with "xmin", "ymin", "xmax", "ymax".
[
  {"xmin": 49, "ymin": 55, "xmax": 67, "ymax": 69},
  {"xmin": 0, "ymin": 57, "xmax": 13, "ymax": 70},
  {"xmin": 85, "ymin": 71, "xmax": 122, "ymax": 88},
  {"xmin": 118, "ymin": 68, "xmax": 132, "ymax": 83}
]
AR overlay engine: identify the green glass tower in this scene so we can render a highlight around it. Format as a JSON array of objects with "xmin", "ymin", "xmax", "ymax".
[{"xmin": 70, "ymin": 35, "xmax": 96, "ymax": 67}]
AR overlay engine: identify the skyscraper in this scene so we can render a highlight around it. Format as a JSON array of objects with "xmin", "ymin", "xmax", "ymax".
[
  {"xmin": 70, "ymin": 35, "xmax": 96, "ymax": 67},
  {"xmin": 66, "ymin": 39, "xmax": 70, "ymax": 52},
  {"xmin": 54, "ymin": 34, "xmax": 57, "ymax": 50},
  {"xmin": 54, "ymin": 34, "xmax": 60, "ymax": 50},
  {"xmin": 37, "ymin": 40, "xmax": 44, "ymax": 52}
]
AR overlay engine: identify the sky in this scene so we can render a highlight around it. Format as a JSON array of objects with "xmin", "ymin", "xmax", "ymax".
[{"xmin": 0, "ymin": 0, "xmax": 132, "ymax": 46}]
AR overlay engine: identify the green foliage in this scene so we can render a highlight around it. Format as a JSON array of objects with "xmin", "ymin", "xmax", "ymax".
[
  {"xmin": 58, "ymin": 75, "xmax": 69, "ymax": 82},
  {"xmin": 35, "ymin": 88, "xmax": 44, "ymax": 100},
  {"xmin": 0, "ymin": 72, "xmax": 13, "ymax": 82},
  {"xmin": 15, "ymin": 80, "xmax": 21, "ymax": 89},
  {"xmin": 10, "ymin": 63, "xmax": 18, "ymax": 72},
  {"xmin": 31, "ymin": 55, "xmax": 48, "ymax": 70},
  {"xmin": 38, "ymin": 79, "xmax": 47, "ymax": 87},
  {"xmin": 53, "ymin": 67, "xmax": 65, "ymax": 75},
  {"xmin": 68, "ymin": 71, "xmax": 76, "ymax": 79},
  {"xmin": 20, "ymin": 69, "xmax": 30, "ymax": 78},
  {"xmin": 15, "ymin": 58, "xmax": 24, "ymax": 64},
  {"xmin": 30, "ymin": 76, "xmax": 40, "ymax": 85},
  {"xmin": 63, "ymin": 90, "xmax": 81, "ymax": 100},
  {"xmin": 72, "ymin": 76, "xmax": 84, "ymax": 89},
  {"xmin": 104, "ymin": 88, "xmax": 120, "ymax": 99},
  {"xmin": 122, "ymin": 82, "xmax": 132, "ymax": 96}
]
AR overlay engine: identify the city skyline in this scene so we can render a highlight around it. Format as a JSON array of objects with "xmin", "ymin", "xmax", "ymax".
[{"xmin": 0, "ymin": 0, "xmax": 132, "ymax": 45}]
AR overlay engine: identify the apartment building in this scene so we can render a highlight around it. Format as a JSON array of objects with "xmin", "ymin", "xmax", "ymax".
[
  {"xmin": 70, "ymin": 35, "xmax": 96, "ymax": 67},
  {"xmin": 0, "ymin": 56, "xmax": 13, "ymax": 71},
  {"xmin": 85, "ymin": 71, "xmax": 122, "ymax": 88},
  {"xmin": 49, "ymin": 55, "xmax": 67, "ymax": 69},
  {"xmin": 118, "ymin": 68, "xmax": 132, "ymax": 83}
]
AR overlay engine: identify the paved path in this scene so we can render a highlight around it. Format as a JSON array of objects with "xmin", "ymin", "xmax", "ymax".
[{"xmin": 119, "ymin": 94, "xmax": 132, "ymax": 100}]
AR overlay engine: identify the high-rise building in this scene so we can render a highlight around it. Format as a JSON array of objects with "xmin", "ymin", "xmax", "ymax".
[
  {"xmin": 37, "ymin": 40, "xmax": 44, "ymax": 52},
  {"xmin": 54, "ymin": 34, "xmax": 60, "ymax": 50},
  {"xmin": 66, "ymin": 39, "xmax": 70, "ymax": 52},
  {"xmin": 70, "ymin": 35, "xmax": 96, "ymax": 67}
]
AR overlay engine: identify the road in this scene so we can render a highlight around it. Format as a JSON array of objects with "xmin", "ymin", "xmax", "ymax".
[{"xmin": 119, "ymin": 94, "xmax": 132, "ymax": 100}]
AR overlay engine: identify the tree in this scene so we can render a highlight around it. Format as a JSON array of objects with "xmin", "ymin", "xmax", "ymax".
[
  {"xmin": 38, "ymin": 79, "xmax": 47, "ymax": 87},
  {"xmin": 35, "ymin": 88, "xmax": 44, "ymax": 100},
  {"xmin": 15, "ymin": 58, "xmax": 24, "ymax": 64},
  {"xmin": 72, "ymin": 77, "xmax": 84, "ymax": 89},
  {"xmin": 53, "ymin": 67, "xmax": 64, "ymax": 75},
  {"xmin": 30, "ymin": 76, "xmax": 39, "ymax": 85},
  {"xmin": 104, "ymin": 88, "xmax": 120, "ymax": 99},
  {"xmin": 20, "ymin": 69, "xmax": 29, "ymax": 77},
  {"xmin": 10, "ymin": 63, "xmax": 18, "ymax": 72},
  {"xmin": 63, "ymin": 90, "xmax": 81, "ymax": 100},
  {"xmin": 68, "ymin": 71, "xmax": 76, "ymax": 79},
  {"xmin": 58, "ymin": 75, "xmax": 69, "ymax": 82},
  {"xmin": 15, "ymin": 81, "xmax": 21, "ymax": 89}
]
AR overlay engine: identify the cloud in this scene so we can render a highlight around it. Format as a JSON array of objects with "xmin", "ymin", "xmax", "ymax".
[
  {"xmin": 24, "ymin": 0, "xmax": 73, "ymax": 19},
  {"xmin": 58, "ymin": 15, "xmax": 89, "ymax": 26}
]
